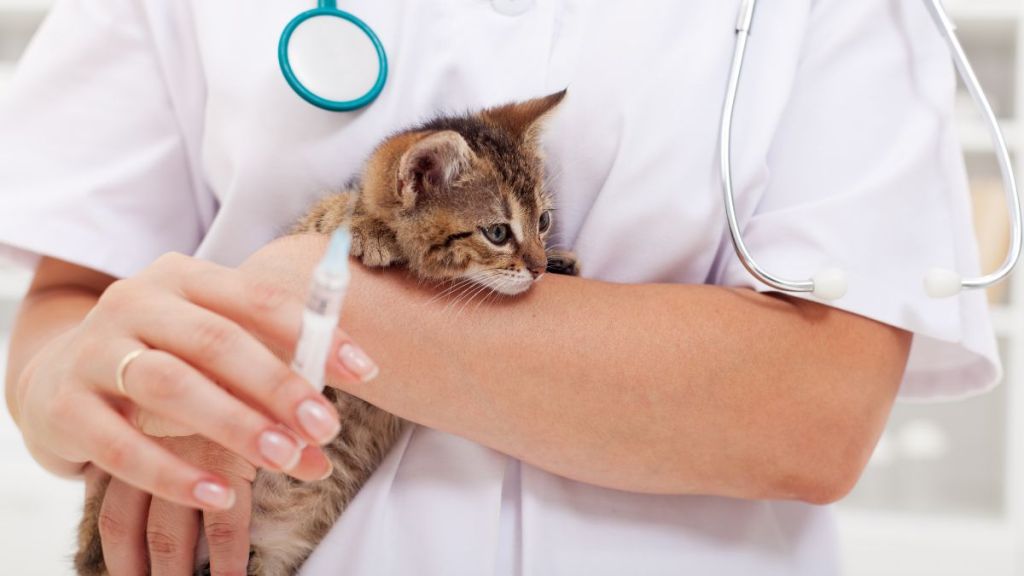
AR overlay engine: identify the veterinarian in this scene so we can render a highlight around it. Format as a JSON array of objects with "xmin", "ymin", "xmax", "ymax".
[{"xmin": 0, "ymin": 1, "xmax": 999, "ymax": 575}]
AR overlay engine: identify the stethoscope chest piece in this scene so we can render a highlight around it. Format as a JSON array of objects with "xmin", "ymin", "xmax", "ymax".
[{"xmin": 279, "ymin": 1, "xmax": 388, "ymax": 112}]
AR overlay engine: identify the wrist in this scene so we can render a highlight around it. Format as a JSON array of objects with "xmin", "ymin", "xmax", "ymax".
[{"xmin": 240, "ymin": 233, "xmax": 331, "ymax": 298}]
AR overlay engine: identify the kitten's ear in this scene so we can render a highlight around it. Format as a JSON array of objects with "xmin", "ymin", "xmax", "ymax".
[
  {"xmin": 397, "ymin": 130, "xmax": 473, "ymax": 208},
  {"xmin": 480, "ymin": 89, "xmax": 567, "ymax": 141}
]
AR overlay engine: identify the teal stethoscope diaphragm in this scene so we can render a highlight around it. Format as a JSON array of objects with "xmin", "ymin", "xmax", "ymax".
[{"xmin": 279, "ymin": 0, "xmax": 388, "ymax": 112}]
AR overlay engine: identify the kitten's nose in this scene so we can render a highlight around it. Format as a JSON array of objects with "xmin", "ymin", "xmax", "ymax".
[{"xmin": 524, "ymin": 246, "xmax": 547, "ymax": 279}]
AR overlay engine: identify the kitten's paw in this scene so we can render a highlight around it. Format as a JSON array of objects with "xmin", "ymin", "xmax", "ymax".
[
  {"xmin": 196, "ymin": 549, "xmax": 259, "ymax": 576},
  {"xmin": 247, "ymin": 548, "xmax": 264, "ymax": 576},
  {"xmin": 546, "ymin": 250, "xmax": 580, "ymax": 276},
  {"xmin": 352, "ymin": 225, "xmax": 402, "ymax": 268}
]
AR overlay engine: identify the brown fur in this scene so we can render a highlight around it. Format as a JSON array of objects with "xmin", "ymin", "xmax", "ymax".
[
  {"xmin": 75, "ymin": 92, "xmax": 577, "ymax": 576},
  {"xmin": 74, "ymin": 476, "xmax": 110, "ymax": 576}
]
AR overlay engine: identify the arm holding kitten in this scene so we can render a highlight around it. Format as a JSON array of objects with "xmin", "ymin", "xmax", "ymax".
[{"xmin": 247, "ymin": 233, "xmax": 910, "ymax": 505}]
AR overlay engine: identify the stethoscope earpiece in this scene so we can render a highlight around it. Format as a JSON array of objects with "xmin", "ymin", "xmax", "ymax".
[
  {"xmin": 925, "ymin": 268, "xmax": 964, "ymax": 299},
  {"xmin": 811, "ymin": 268, "xmax": 848, "ymax": 301}
]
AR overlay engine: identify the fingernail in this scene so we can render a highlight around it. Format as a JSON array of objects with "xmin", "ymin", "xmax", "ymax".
[
  {"xmin": 318, "ymin": 463, "xmax": 335, "ymax": 481},
  {"xmin": 297, "ymin": 400, "xmax": 341, "ymax": 444},
  {"xmin": 339, "ymin": 343, "xmax": 379, "ymax": 382},
  {"xmin": 258, "ymin": 430, "xmax": 302, "ymax": 471},
  {"xmin": 193, "ymin": 481, "xmax": 235, "ymax": 509},
  {"xmin": 275, "ymin": 424, "xmax": 308, "ymax": 450}
]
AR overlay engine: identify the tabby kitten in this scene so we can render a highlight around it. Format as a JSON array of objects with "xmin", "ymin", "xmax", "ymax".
[{"xmin": 75, "ymin": 91, "xmax": 578, "ymax": 576}]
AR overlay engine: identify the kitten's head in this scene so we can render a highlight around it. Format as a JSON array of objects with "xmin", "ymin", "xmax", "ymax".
[{"xmin": 363, "ymin": 90, "xmax": 566, "ymax": 295}]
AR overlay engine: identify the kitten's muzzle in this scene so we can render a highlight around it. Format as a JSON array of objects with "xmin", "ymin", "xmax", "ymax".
[{"xmin": 524, "ymin": 250, "xmax": 547, "ymax": 280}]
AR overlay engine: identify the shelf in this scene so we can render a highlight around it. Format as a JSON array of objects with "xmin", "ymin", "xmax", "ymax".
[
  {"xmin": 958, "ymin": 117, "xmax": 1018, "ymax": 154},
  {"xmin": 836, "ymin": 507, "xmax": 1015, "ymax": 576},
  {"xmin": 0, "ymin": 0, "xmax": 50, "ymax": 39},
  {"xmin": 947, "ymin": 0, "xmax": 1021, "ymax": 23},
  {"xmin": 0, "ymin": 0, "xmax": 52, "ymax": 14},
  {"xmin": 991, "ymin": 304, "xmax": 1020, "ymax": 337}
]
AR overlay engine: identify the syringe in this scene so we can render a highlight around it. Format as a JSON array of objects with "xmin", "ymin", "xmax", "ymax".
[{"xmin": 291, "ymin": 228, "xmax": 352, "ymax": 392}]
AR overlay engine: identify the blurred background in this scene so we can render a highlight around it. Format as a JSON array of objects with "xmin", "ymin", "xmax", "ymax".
[{"xmin": 2, "ymin": 0, "xmax": 1024, "ymax": 574}]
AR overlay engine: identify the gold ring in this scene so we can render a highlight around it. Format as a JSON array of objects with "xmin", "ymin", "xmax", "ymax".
[{"xmin": 115, "ymin": 349, "xmax": 146, "ymax": 397}]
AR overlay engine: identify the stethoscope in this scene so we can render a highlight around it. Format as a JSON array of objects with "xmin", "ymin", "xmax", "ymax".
[
  {"xmin": 722, "ymin": 0, "xmax": 1023, "ymax": 301},
  {"xmin": 278, "ymin": 0, "xmax": 387, "ymax": 111},
  {"xmin": 279, "ymin": 0, "xmax": 1023, "ymax": 302}
]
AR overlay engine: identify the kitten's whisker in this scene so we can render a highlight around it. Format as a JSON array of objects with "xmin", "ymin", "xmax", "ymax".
[
  {"xmin": 442, "ymin": 287, "xmax": 474, "ymax": 317},
  {"xmin": 542, "ymin": 166, "xmax": 564, "ymax": 191},
  {"xmin": 437, "ymin": 276, "xmax": 478, "ymax": 297},
  {"xmin": 455, "ymin": 282, "xmax": 493, "ymax": 318},
  {"xmin": 446, "ymin": 285, "xmax": 481, "ymax": 318},
  {"xmin": 443, "ymin": 274, "xmax": 492, "ymax": 314},
  {"xmin": 439, "ymin": 280, "xmax": 480, "ymax": 312},
  {"xmin": 438, "ymin": 278, "xmax": 473, "ymax": 308},
  {"xmin": 472, "ymin": 291, "xmax": 493, "ymax": 313},
  {"xmin": 423, "ymin": 285, "xmax": 460, "ymax": 308},
  {"xmin": 473, "ymin": 284, "xmax": 506, "ymax": 312},
  {"xmin": 424, "ymin": 276, "xmax": 478, "ymax": 307},
  {"xmin": 468, "ymin": 284, "xmax": 500, "ymax": 314},
  {"xmin": 544, "ymin": 239, "xmax": 571, "ymax": 250}
]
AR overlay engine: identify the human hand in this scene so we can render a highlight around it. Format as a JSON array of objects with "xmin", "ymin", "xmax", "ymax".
[
  {"xmin": 16, "ymin": 251, "xmax": 374, "ymax": 510},
  {"xmin": 81, "ymin": 437, "xmax": 258, "ymax": 575}
]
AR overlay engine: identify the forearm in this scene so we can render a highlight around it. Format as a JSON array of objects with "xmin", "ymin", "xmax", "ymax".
[
  {"xmin": 243, "ymin": 234, "xmax": 911, "ymax": 503},
  {"xmin": 341, "ymin": 271, "xmax": 908, "ymax": 503}
]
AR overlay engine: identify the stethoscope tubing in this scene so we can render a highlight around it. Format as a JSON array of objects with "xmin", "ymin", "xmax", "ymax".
[
  {"xmin": 720, "ymin": 0, "xmax": 1024, "ymax": 299},
  {"xmin": 719, "ymin": 0, "xmax": 814, "ymax": 295},
  {"xmin": 922, "ymin": 0, "xmax": 1022, "ymax": 290}
]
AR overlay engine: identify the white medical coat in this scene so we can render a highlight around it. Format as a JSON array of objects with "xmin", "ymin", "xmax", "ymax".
[{"xmin": 0, "ymin": 0, "xmax": 1000, "ymax": 574}]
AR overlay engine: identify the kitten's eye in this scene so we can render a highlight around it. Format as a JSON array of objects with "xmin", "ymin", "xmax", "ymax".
[
  {"xmin": 482, "ymin": 224, "xmax": 512, "ymax": 246},
  {"xmin": 538, "ymin": 210, "xmax": 552, "ymax": 233}
]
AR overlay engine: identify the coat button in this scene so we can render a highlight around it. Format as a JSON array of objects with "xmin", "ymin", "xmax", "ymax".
[{"xmin": 491, "ymin": 0, "xmax": 533, "ymax": 16}]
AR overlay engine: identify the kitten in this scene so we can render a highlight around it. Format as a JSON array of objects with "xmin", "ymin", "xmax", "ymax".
[{"xmin": 75, "ymin": 91, "xmax": 578, "ymax": 576}]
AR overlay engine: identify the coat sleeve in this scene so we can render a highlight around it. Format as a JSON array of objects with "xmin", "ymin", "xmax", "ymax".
[
  {"xmin": 0, "ymin": 0, "xmax": 208, "ymax": 279},
  {"xmin": 714, "ymin": 0, "xmax": 1001, "ymax": 399}
]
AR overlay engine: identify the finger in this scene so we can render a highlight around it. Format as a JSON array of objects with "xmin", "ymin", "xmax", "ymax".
[
  {"xmin": 99, "ymin": 477, "xmax": 152, "ymax": 576},
  {"xmin": 203, "ymin": 470, "xmax": 252, "ymax": 576},
  {"xmin": 324, "ymin": 331, "xmax": 381, "ymax": 389},
  {"xmin": 107, "ymin": 346, "xmax": 321, "ymax": 476},
  {"xmin": 177, "ymin": 260, "xmax": 373, "ymax": 384},
  {"xmin": 147, "ymin": 497, "xmax": 200, "ymax": 576},
  {"xmin": 121, "ymin": 300, "xmax": 343, "ymax": 447},
  {"xmin": 66, "ymin": 396, "xmax": 237, "ymax": 511},
  {"xmin": 177, "ymin": 261, "xmax": 308, "ymax": 352},
  {"xmin": 294, "ymin": 443, "xmax": 333, "ymax": 481}
]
